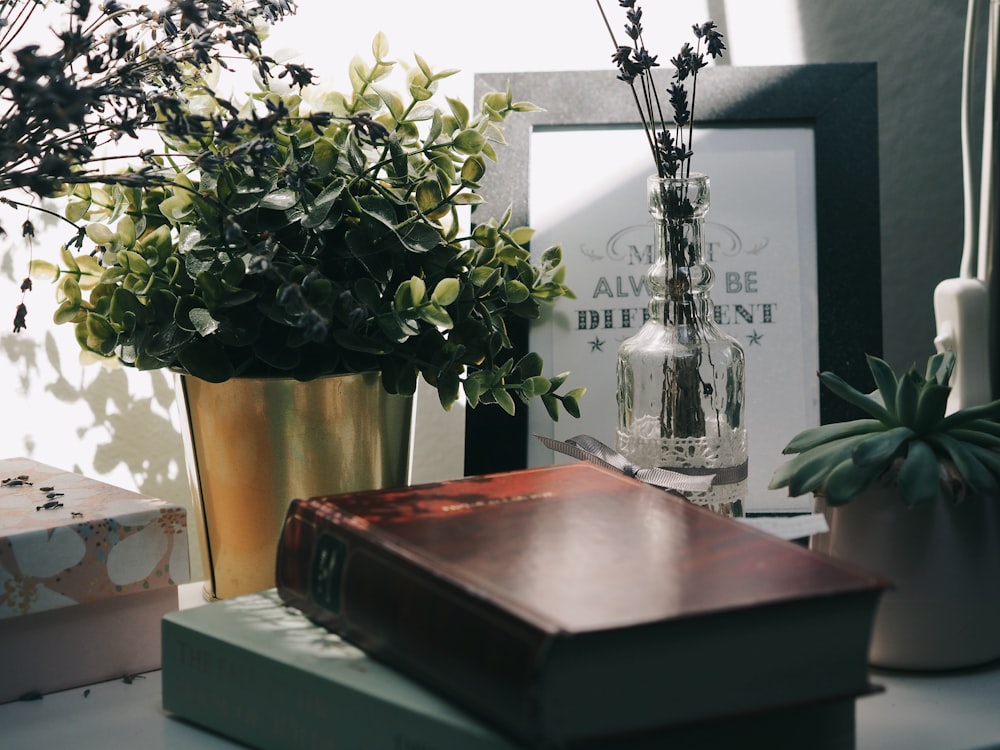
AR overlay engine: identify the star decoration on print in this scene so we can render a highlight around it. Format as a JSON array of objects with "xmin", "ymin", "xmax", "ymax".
[
  {"xmin": 746, "ymin": 330, "xmax": 763, "ymax": 346},
  {"xmin": 589, "ymin": 337, "xmax": 605, "ymax": 352}
]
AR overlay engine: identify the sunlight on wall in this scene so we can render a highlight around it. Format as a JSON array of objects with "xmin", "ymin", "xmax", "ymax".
[{"xmin": 724, "ymin": 0, "xmax": 806, "ymax": 66}]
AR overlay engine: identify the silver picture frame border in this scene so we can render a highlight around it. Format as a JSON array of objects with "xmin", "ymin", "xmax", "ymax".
[{"xmin": 464, "ymin": 64, "xmax": 881, "ymax": 476}]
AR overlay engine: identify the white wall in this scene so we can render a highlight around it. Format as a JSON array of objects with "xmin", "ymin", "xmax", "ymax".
[{"xmin": 0, "ymin": 1, "xmax": 968, "ymax": 577}]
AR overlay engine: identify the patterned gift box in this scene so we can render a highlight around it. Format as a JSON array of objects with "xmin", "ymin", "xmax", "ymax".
[
  {"xmin": 0, "ymin": 457, "xmax": 190, "ymax": 702},
  {"xmin": 0, "ymin": 457, "xmax": 190, "ymax": 615}
]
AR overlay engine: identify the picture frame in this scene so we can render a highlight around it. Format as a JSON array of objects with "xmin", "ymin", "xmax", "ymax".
[{"xmin": 464, "ymin": 64, "xmax": 881, "ymax": 511}]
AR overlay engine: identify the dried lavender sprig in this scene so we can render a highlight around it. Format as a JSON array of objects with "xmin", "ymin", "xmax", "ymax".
[
  {"xmin": 599, "ymin": 0, "xmax": 726, "ymax": 179},
  {"xmin": 597, "ymin": 0, "xmax": 664, "ymax": 175},
  {"xmin": 681, "ymin": 21, "xmax": 726, "ymax": 178}
]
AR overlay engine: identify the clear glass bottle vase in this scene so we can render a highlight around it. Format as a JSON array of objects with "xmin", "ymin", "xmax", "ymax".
[{"xmin": 616, "ymin": 174, "xmax": 747, "ymax": 516}]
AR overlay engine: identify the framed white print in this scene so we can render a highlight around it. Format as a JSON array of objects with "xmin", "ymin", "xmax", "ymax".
[{"xmin": 465, "ymin": 65, "xmax": 881, "ymax": 513}]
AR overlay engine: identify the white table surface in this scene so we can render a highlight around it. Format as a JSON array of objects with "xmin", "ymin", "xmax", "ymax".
[{"xmin": 2, "ymin": 584, "xmax": 1000, "ymax": 750}]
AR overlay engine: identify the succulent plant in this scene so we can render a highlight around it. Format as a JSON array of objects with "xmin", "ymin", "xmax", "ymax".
[{"xmin": 769, "ymin": 351, "xmax": 1000, "ymax": 506}]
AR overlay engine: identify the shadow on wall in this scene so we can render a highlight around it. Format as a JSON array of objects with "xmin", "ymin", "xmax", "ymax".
[{"xmin": 0, "ymin": 327, "xmax": 192, "ymax": 523}]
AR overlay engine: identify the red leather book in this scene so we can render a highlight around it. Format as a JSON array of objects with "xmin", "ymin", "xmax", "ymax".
[{"xmin": 276, "ymin": 462, "xmax": 885, "ymax": 748}]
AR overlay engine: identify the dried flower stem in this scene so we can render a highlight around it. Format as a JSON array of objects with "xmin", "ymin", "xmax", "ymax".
[
  {"xmin": 596, "ymin": 0, "xmax": 663, "ymax": 174},
  {"xmin": 597, "ymin": 0, "xmax": 725, "ymax": 179}
]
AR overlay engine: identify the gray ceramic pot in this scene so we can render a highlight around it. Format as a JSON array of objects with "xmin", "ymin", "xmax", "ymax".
[{"xmin": 812, "ymin": 485, "xmax": 1000, "ymax": 670}]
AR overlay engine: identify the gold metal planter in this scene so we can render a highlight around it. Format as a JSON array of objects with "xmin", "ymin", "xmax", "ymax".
[{"xmin": 176, "ymin": 372, "xmax": 412, "ymax": 600}]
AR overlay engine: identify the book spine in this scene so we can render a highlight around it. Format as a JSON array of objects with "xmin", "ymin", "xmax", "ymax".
[
  {"xmin": 275, "ymin": 500, "xmax": 550, "ymax": 747},
  {"xmin": 161, "ymin": 615, "xmax": 519, "ymax": 750}
]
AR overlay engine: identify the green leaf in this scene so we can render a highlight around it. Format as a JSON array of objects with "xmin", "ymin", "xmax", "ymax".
[
  {"xmin": 387, "ymin": 136, "xmax": 408, "ymax": 178},
  {"xmin": 259, "ymin": 189, "xmax": 298, "ymax": 210},
  {"xmin": 415, "ymin": 180, "xmax": 444, "ymax": 213},
  {"xmin": 463, "ymin": 377, "xmax": 483, "ymax": 408},
  {"xmin": 509, "ymin": 226, "xmax": 535, "ymax": 246},
  {"xmin": 781, "ymin": 419, "xmax": 885, "ymax": 454},
  {"xmin": 866, "ymin": 355, "xmax": 898, "ymax": 413},
  {"xmin": 371, "ymin": 31, "xmax": 390, "ymax": 61},
  {"xmin": 425, "ymin": 110, "xmax": 443, "ymax": 145},
  {"xmin": 818, "ymin": 370, "xmax": 895, "ymax": 424},
  {"xmin": 66, "ymin": 199, "xmax": 91, "ymax": 223},
  {"xmin": 960, "ymin": 418, "xmax": 1000, "ymax": 438},
  {"xmin": 418, "ymin": 302, "xmax": 453, "ymax": 329},
  {"xmin": 925, "ymin": 350, "xmax": 956, "ymax": 386},
  {"xmin": 561, "ymin": 393, "xmax": 582, "ymax": 419},
  {"xmin": 394, "ymin": 280, "xmax": 413, "ymax": 312},
  {"xmin": 913, "ymin": 383, "xmax": 950, "ymax": 433},
  {"xmin": 768, "ymin": 434, "xmax": 868, "ymax": 495},
  {"xmin": 59, "ymin": 276, "xmax": 82, "ymax": 306},
  {"xmin": 894, "ymin": 370, "xmax": 921, "ymax": 426},
  {"xmin": 504, "ymin": 280, "xmax": 530, "ymax": 304},
  {"xmin": 481, "ymin": 91, "xmax": 508, "ymax": 116},
  {"xmin": 948, "ymin": 427, "xmax": 1000, "ymax": 449},
  {"xmin": 85, "ymin": 315, "xmax": 117, "ymax": 354},
  {"xmin": 452, "ymin": 129, "xmax": 486, "ymax": 155},
  {"xmin": 939, "ymin": 398, "xmax": 1000, "ymax": 428},
  {"xmin": 401, "ymin": 222, "xmax": 443, "ymax": 254},
  {"xmin": 431, "ymin": 278, "xmax": 460, "ymax": 306},
  {"xmin": 196, "ymin": 271, "xmax": 224, "ymax": 308},
  {"xmin": 173, "ymin": 295, "xmax": 203, "ymax": 333},
  {"xmin": 926, "ymin": 433, "xmax": 999, "ymax": 495},
  {"xmin": 521, "ymin": 376, "xmax": 551, "ymax": 399},
  {"xmin": 460, "ymin": 155, "xmax": 486, "ymax": 184},
  {"xmin": 446, "ymin": 97, "xmax": 470, "ymax": 129},
  {"xmin": 820, "ymin": 457, "xmax": 887, "ymax": 506},
  {"xmin": 302, "ymin": 179, "xmax": 346, "ymax": 229},
  {"xmin": 29, "ymin": 259, "xmax": 59, "ymax": 280},
  {"xmin": 896, "ymin": 439, "xmax": 942, "ymax": 507},
  {"xmin": 541, "ymin": 393, "xmax": 559, "ymax": 422},
  {"xmin": 409, "ymin": 84, "xmax": 433, "ymax": 102},
  {"xmin": 109, "ymin": 288, "xmax": 145, "ymax": 325},
  {"xmin": 409, "ymin": 276, "xmax": 426, "ymax": 306},
  {"xmin": 414, "ymin": 52, "xmax": 433, "ymax": 82},
  {"xmin": 54, "ymin": 300, "xmax": 82, "ymax": 325},
  {"xmin": 492, "ymin": 387, "xmax": 516, "ymax": 416},
  {"xmin": 177, "ymin": 339, "xmax": 234, "ymax": 383},
  {"xmin": 962, "ymin": 444, "xmax": 1000, "ymax": 497},
  {"xmin": 515, "ymin": 351, "xmax": 544, "ymax": 378},
  {"xmin": 188, "ymin": 308, "xmax": 220, "ymax": 337},
  {"xmin": 122, "ymin": 250, "xmax": 151, "ymax": 276},
  {"xmin": 349, "ymin": 54, "xmax": 369, "ymax": 92},
  {"xmin": 435, "ymin": 368, "xmax": 460, "ymax": 411},
  {"xmin": 851, "ymin": 425, "xmax": 915, "ymax": 467},
  {"xmin": 86, "ymin": 223, "xmax": 115, "ymax": 245},
  {"xmin": 117, "ymin": 215, "xmax": 136, "ymax": 246}
]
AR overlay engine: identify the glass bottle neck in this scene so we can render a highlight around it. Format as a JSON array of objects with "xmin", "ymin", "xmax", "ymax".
[{"xmin": 645, "ymin": 175, "xmax": 714, "ymax": 323}]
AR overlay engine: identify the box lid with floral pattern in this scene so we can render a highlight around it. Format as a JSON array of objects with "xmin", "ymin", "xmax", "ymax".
[{"xmin": 0, "ymin": 457, "xmax": 190, "ymax": 618}]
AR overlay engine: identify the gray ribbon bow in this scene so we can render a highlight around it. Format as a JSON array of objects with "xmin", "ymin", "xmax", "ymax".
[{"xmin": 534, "ymin": 434, "xmax": 717, "ymax": 493}]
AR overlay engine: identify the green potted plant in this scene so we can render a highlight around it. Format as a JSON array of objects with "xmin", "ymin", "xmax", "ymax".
[
  {"xmin": 35, "ymin": 35, "xmax": 582, "ymax": 598},
  {"xmin": 769, "ymin": 350, "xmax": 1000, "ymax": 670},
  {"xmin": 41, "ymin": 34, "xmax": 580, "ymax": 417}
]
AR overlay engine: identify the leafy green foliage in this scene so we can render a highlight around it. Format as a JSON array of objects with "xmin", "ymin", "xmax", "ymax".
[
  {"xmin": 769, "ymin": 352, "xmax": 1000, "ymax": 506},
  {"xmin": 42, "ymin": 35, "xmax": 581, "ymax": 417}
]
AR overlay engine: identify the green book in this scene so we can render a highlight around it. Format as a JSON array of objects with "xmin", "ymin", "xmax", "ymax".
[
  {"xmin": 163, "ymin": 589, "xmax": 861, "ymax": 750},
  {"xmin": 161, "ymin": 589, "xmax": 520, "ymax": 750}
]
